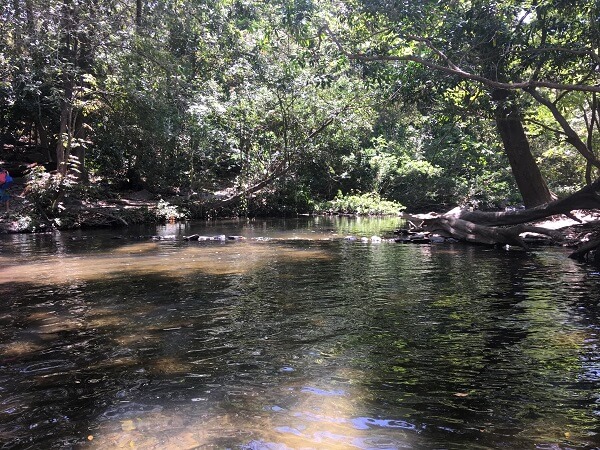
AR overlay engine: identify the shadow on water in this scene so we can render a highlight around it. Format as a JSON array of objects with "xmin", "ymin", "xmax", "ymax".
[{"xmin": 0, "ymin": 217, "xmax": 599, "ymax": 449}]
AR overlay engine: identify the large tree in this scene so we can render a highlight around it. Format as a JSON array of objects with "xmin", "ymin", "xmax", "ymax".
[
  {"xmin": 322, "ymin": 0, "xmax": 600, "ymax": 207},
  {"xmin": 1, "ymin": 0, "xmax": 137, "ymax": 177}
]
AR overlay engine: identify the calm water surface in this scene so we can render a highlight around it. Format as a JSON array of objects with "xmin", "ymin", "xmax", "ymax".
[{"xmin": 0, "ymin": 217, "xmax": 599, "ymax": 449}]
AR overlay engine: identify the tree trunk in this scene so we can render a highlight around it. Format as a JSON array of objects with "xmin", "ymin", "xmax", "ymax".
[
  {"xmin": 56, "ymin": 0, "xmax": 73, "ymax": 175},
  {"xmin": 56, "ymin": 80, "xmax": 73, "ymax": 176},
  {"xmin": 35, "ymin": 121, "xmax": 52, "ymax": 163},
  {"xmin": 569, "ymin": 237, "xmax": 600, "ymax": 261},
  {"xmin": 494, "ymin": 100, "xmax": 554, "ymax": 208},
  {"xmin": 25, "ymin": 0, "xmax": 34, "ymax": 32},
  {"xmin": 136, "ymin": 0, "xmax": 142, "ymax": 29},
  {"xmin": 54, "ymin": 0, "xmax": 92, "ymax": 180}
]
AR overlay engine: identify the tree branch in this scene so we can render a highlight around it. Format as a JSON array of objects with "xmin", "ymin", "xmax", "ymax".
[
  {"xmin": 321, "ymin": 24, "xmax": 600, "ymax": 94},
  {"xmin": 569, "ymin": 236, "xmax": 600, "ymax": 260},
  {"xmin": 525, "ymin": 118, "xmax": 566, "ymax": 136},
  {"xmin": 526, "ymin": 47, "xmax": 600, "ymax": 65},
  {"xmin": 526, "ymin": 88, "xmax": 600, "ymax": 169}
]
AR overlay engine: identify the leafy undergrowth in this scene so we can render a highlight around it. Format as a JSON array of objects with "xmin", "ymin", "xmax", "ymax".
[{"xmin": 316, "ymin": 192, "xmax": 405, "ymax": 216}]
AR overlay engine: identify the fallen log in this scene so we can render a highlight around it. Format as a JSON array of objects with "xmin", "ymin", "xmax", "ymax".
[
  {"xmin": 447, "ymin": 178, "xmax": 600, "ymax": 226},
  {"xmin": 399, "ymin": 178, "xmax": 600, "ymax": 252},
  {"xmin": 422, "ymin": 216, "xmax": 563, "ymax": 250},
  {"xmin": 568, "ymin": 235, "xmax": 600, "ymax": 260}
]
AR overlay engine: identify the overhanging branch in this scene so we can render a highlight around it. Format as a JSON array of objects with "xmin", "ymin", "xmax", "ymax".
[{"xmin": 321, "ymin": 24, "xmax": 600, "ymax": 94}]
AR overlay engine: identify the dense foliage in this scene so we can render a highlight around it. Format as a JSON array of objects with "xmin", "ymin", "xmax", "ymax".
[{"xmin": 1, "ymin": 0, "xmax": 599, "ymax": 220}]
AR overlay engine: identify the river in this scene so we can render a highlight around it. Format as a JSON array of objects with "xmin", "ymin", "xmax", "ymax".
[{"xmin": 0, "ymin": 216, "xmax": 599, "ymax": 449}]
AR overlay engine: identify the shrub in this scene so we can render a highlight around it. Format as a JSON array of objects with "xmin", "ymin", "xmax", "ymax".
[
  {"xmin": 155, "ymin": 199, "xmax": 188, "ymax": 222},
  {"xmin": 317, "ymin": 192, "xmax": 405, "ymax": 215}
]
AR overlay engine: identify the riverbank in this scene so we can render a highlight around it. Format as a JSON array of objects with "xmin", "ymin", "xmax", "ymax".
[
  {"xmin": 0, "ymin": 182, "xmax": 163, "ymax": 234},
  {"xmin": 1, "ymin": 180, "xmax": 599, "ymax": 263}
]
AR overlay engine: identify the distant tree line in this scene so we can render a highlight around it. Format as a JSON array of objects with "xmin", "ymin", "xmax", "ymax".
[{"xmin": 1, "ymin": 0, "xmax": 598, "ymax": 217}]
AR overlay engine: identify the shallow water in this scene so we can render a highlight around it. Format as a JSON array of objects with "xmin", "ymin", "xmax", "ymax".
[{"xmin": 0, "ymin": 216, "xmax": 599, "ymax": 449}]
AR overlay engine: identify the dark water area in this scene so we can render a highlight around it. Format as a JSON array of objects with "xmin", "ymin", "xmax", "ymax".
[{"xmin": 1, "ymin": 217, "xmax": 599, "ymax": 449}]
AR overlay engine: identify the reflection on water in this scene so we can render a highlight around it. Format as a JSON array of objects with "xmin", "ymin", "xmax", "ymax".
[{"xmin": 0, "ymin": 216, "xmax": 599, "ymax": 449}]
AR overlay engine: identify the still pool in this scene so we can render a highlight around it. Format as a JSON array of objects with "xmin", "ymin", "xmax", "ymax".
[{"xmin": 0, "ymin": 216, "xmax": 599, "ymax": 449}]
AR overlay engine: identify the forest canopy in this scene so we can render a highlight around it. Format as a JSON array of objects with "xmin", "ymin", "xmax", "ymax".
[{"xmin": 1, "ymin": 0, "xmax": 599, "ymax": 221}]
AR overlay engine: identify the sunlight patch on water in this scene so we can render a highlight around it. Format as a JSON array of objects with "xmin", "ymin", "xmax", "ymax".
[
  {"xmin": 87, "ymin": 356, "xmax": 140, "ymax": 373},
  {"xmin": 25, "ymin": 310, "xmax": 85, "ymax": 335},
  {"xmin": 0, "ymin": 340, "xmax": 44, "ymax": 357},
  {"xmin": 111, "ymin": 242, "xmax": 161, "ymax": 254},
  {"xmin": 86, "ymin": 313, "xmax": 132, "ymax": 329},
  {"xmin": 145, "ymin": 356, "xmax": 195, "ymax": 375},
  {"xmin": 0, "ymin": 242, "xmax": 332, "ymax": 286},
  {"xmin": 112, "ymin": 333, "xmax": 161, "ymax": 347},
  {"xmin": 86, "ymin": 364, "xmax": 416, "ymax": 449}
]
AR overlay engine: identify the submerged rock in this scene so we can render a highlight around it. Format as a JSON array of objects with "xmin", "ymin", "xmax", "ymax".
[{"xmin": 183, "ymin": 235, "xmax": 212, "ymax": 241}]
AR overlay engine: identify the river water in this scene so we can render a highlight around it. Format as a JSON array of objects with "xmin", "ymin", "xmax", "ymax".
[{"xmin": 0, "ymin": 216, "xmax": 599, "ymax": 449}]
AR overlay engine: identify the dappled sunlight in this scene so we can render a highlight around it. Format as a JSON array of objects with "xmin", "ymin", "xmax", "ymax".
[
  {"xmin": 0, "ymin": 255, "xmax": 15, "ymax": 266},
  {"xmin": 87, "ymin": 412, "xmax": 221, "ymax": 449},
  {"xmin": 111, "ymin": 242, "xmax": 161, "ymax": 254},
  {"xmin": 514, "ymin": 416, "xmax": 594, "ymax": 447},
  {"xmin": 86, "ymin": 312, "xmax": 135, "ymax": 330},
  {"xmin": 145, "ymin": 357, "xmax": 195, "ymax": 375},
  {"xmin": 0, "ymin": 340, "xmax": 44, "ymax": 358},
  {"xmin": 0, "ymin": 241, "xmax": 333, "ymax": 286},
  {"xmin": 548, "ymin": 329, "xmax": 589, "ymax": 349},
  {"xmin": 253, "ymin": 379, "xmax": 415, "ymax": 449},
  {"xmin": 112, "ymin": 333, "xmax": 161, "ymax": 348},
  {"xmin": 87, "ymin": 356, "xmax": 140, "ymax": 372},
  {"xmin": 85, "ymin": 304, "xmax": 160, "ymax": 336},
  {"xmin": 86, "ymin": 366, "xmax": 416, "ymax": 449},
  {"xmin": 2, "ymin": 221, "xmax": 599, "ymax": 449},
  {"xmin": 26, "ymin": 310, "xmax": 85, "ymax": 335}
]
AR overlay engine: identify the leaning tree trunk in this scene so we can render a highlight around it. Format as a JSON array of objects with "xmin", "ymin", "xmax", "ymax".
[
  {"xmin": 402, "ymin": 178, "xmax": 600, "ymax": 256},
  {"xmin": 56, "ymin": 80, "xmax": 73, "ymax": 176},
  {"xmin": 136, "ymin": 0, "xmax": 143, "ymax": 29},
  {"xmin": 494, "ymin": 99, "xmax": 554, "ymax": 208},
  {"xmin": 422, "ymin": 216, "xmax": 563, "ymax": 250},
  {"xmin": 448, "ymin": 178, "xmax": 600, "ymax": 226}
]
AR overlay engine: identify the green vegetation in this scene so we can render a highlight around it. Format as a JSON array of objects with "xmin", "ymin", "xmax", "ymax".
[
  {"xmin": 317, "ymin": 192, "xmax": 404, "ymax": 216},
  {"xmin": 1, "ymin": 0, "xmax": 599, "ymax": 226}
]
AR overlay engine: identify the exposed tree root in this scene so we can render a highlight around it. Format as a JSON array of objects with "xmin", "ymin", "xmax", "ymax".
[
  {"xmin": 569, "ymin": 236, "xmax": 600, "ymax": 260},
  {"xmin": 401, "ymin": 178, "xmax": 600, "ymax": 256},
  {"xmin": 444, "ymin": 178, "xmax": 600, "ymax": 226},
  {"xmin": 421, "ymin": 216, "xmax": 563, "ymax": 250}
]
